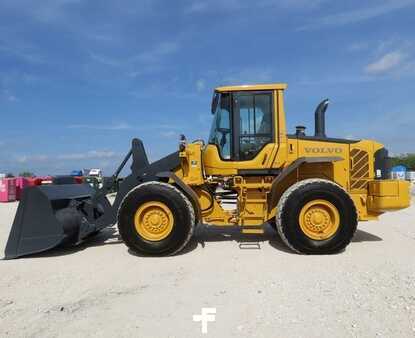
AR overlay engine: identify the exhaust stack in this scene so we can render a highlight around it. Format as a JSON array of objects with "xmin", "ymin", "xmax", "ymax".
[{"xmin": 314, "ymin": 99, "xmax": 329, "ymax": 138}]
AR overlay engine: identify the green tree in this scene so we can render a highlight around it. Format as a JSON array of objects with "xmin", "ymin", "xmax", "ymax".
[
  {"xmin": 5, "ymin": 172, "xmax": 14, "ymax": 178},
  {"xmin": 390, "ymin": 154, "xmax": 415, "ymax": 170},
  {"xmin": 18, "ymin": 171, "xmax": 35, "ymax": 177}
]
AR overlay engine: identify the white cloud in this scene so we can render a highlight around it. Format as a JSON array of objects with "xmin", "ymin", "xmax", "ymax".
[
  {"xmin": 365, "ymin": 51, "xmax": 406, "ymax": 75},
  {"xmin": 15, "ymin": 154, "xmax": 49, "ymax": 164},
  {"xmin": 134, "ymin": 41, "xmax": 180, "ymax": 63},
  {"xmin": 14, "ymin": 150, "xmax": 119, "ymax": 164},
  {"xmin": 1, "ymin": 89, "xmax": 18, "ymax": 102},
  {"xmin": 0, "ymin": 42, "xmax": 44, "ymax": 64},
  {"xmin": 196, "ymin": 79, "xmax": 206, "ymax": 92},
  {"xmin": 348, "ymin": 42, "xmax": 369, "ymax": 52},
  {"xmin": 222, "ymin": 67, "xmax": 274, "ymax": 84},
  {"xmin": 185, "ymin": 0, "xmax": 324, "ymax": 14},
  {"xmin": 299, "ymin": 0, "xmax": 415, "ymax": 30},
  {"xmin": 89, "ymin": 53, "xmax": 121, "ymax": 67},
  {"xmin": 88, "ymin": 40, "xmax": 180, "ymax": 75},
  {"xmin": 67, "ymin": 122, "xmax": 183, "ymax": 132},
  {"xmin": 128, "ymin": 65, "xmax": 164, "ymax": 78},
  {"xmin": 86, "ymin": 33, "xmax": 116, "ymax": 43},
  {"xmin": 297, "ymin": 76, "xmax": 374, "ymax": 86},
  {"xmin": 22, "ymin": 0, "xmax": 82, "ymax": 23},
  {"xmin": 57, "ymin": 150, "xmax": 118, "ymax": 161},
  {"xmin": 275, "ymin": 0, "xmax": 325, "ymax": 9},
  {"xmin": 160, "ymin": 131, "xmax": 178, "ymax": 138},
  {"xmin": 7, "ymin": 94, "xmax": 17, "ymax": 102},
  {"xmin": 184, "ymin": 0, "xmax": 241, "ymax": 13},
  {"xmin": 186, "ymin": 1, "xmax": 208, "ymax": 13},
  {"xmin": 67, "ymin": 122, "xmax": 132, "ymax": 130}
]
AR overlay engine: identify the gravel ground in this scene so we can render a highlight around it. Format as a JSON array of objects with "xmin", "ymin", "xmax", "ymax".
[{"xmin": 0, "ymin": 194, "xmax": 415, "ymax": 338}]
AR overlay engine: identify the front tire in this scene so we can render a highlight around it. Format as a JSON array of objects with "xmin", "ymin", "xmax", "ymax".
[
  {"xmin": 117, "ymin": 181, "xmax": 195, "ymax": 256},
  {"xmin": 276, "ymin": 179, "xmax": 357, "ymax": 254}
]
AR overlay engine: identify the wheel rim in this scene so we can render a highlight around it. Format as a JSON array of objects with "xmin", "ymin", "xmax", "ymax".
[
  {"xmin": 134, "ymin": 201, "xmax": 174, "ymax": 241},
  {"xmin": 298, "ymin": 199, "xmax": 340, "ymax": 240}
]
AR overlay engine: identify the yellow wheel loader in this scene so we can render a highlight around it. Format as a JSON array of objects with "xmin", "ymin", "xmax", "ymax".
[{"xmin": 5, "ymin": 83, "xmax": 411, "ymax": 258}]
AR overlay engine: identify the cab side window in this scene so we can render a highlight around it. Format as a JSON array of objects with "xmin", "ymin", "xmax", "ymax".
[
  {"xmin": 208, "ymin": 93, "xmax": 232, "ymax": 159},
  {"xmin": 236, "ymin": 93, "xmax": 273, "ymax": 160}
]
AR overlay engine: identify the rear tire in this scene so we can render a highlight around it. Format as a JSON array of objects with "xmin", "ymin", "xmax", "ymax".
[
  {"xmin": 117, "ymin": 181, "xmax": 195, "ymax": 256},
  {"xmin": 268, "ymin": 217, "xmax": 277, "ymax": 231},
  {"xmin": 276, "ymin": 179, "xmax": 357, "ymax": 254}
]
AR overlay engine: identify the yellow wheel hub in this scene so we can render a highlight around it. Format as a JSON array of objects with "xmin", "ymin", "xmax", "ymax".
[
  {"xmin": 299, "ymin": 199, "xmax": 340, "ymax": 240},
  {"xmin": 134, "ymin": 201, "xmax": 174, "ymax": 241}
]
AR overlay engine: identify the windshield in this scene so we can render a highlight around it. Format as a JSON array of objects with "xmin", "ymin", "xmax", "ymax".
[{"xmin": 208, "ymin": 93, "xmax": 232, "ymax": 159}]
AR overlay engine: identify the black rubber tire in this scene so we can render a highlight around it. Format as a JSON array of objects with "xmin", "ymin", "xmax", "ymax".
[
  {"xmin": 117, "ymin": 181, "xmax": 195, "ymax": 256},
  {"xmin": 276, "ymin": 179, "xmax": 357, "ymax": 254},
  {"xmin": 268, "ymin": 217, "xmax": 277, "ymax": 230}
]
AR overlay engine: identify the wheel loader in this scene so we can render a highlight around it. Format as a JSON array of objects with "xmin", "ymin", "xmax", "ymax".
[{"xmin": 4, "ymin": 83, "xmax": 411, "ymax": 258}]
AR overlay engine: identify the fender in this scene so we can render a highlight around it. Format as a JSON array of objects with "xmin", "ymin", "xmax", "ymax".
[
  {"xmin": 157, "ymin": 172, "xmax": 202, "ymax": 223},
  {"xmin": 268, "ymin": 156, "xmax": 343, "ymax": 210}
]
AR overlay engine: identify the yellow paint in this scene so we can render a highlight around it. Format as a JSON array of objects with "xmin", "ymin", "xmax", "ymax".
[
  {"xmin": 169, "ymin": 83, "xmax": 410, "ymax": 232},
  {"xmin": 298, "ymin": 199, "xmax": 340, "ymax": 240},
  {"xmin": 233, "ymin": 176, "xmax": 273, "ymax": 225},
  {"xmin": 273, "ymin": 89, "xmax": 288, "ymax": 167},
  {"xmin": 179, "ymin": 142, "xmax": 204, "ymax": 185},
  {"xmin": 203, "ymin": 143, "xmax": 277, "ymax": 176},
  {"xmin": 193, "ymin": 187, "xmax": 234, "ymax": 226},
  {"xmin": 134, "ymin": 201, "xmax": 174, "ymax": 241},
  {"xmin": 367, "ymin": 180, "xmax": 410, "ymax": 212},
  {"xmin": 215, "ymin": 83, "xmax": 287, "ymax": 93},
  {"xmin": 242, "ymin": 228, "xmax": 264, "ymax": 234},
  {"xmin": 203, "ymin": 88, "xmax": 287, "ymax": 176}
]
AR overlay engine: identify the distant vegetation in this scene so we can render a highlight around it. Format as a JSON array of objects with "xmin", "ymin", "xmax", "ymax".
[
  {"xmin": 18, "ymin": 172, "xmax": 35, "ymax": 177},
  {"xmin": 3, "ymin": 172, "xmax": 35, "ymax": 178},
  {"xmin": 390, "ymin": 154, "xmax": 415, "ymax": 170}
]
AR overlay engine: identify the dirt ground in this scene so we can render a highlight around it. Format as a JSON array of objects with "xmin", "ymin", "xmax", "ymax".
[{"xmin": 1, "ymin": 195, "xmax": 415, "ymax": 338}]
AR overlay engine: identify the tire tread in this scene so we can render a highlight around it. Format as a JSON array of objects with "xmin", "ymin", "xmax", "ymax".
[
  {"xmin": 275, "ymin": 179, "xmax": 358, "ymax": 254},
  {"xmin": 117, "ymin": 181, "xmax": 195, "ymax": 256}
]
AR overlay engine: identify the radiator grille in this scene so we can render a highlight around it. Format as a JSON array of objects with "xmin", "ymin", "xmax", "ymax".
[{"xmin": 350, "ymin": 149, "xmax": 370, "ymax": 190}]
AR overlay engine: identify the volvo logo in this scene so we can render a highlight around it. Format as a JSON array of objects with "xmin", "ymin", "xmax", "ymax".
[{"xmin": 305, "ymin": 147, "xmax": 343, "ymax": 154}]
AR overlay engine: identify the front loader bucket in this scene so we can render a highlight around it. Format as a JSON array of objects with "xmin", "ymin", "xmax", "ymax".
[{"xmin": 4, "ymin": 184, "xmax": 112, "ymax": 259}]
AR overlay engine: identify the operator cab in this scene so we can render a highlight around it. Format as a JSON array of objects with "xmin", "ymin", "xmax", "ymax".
[
  {"xmin": 203, "ymin": 84, "xmax": 287, "ymax": 176},
  {"xmin": 208, "ymin": 85, "xmax": 281, "ymax": 162}
]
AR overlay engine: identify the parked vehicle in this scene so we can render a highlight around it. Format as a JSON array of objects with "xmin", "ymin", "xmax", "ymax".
[
  {"xmin": 5, "ymin": 83, "xmax": 411, "ymax": 259},
  {"xmin": 89, "ymin": 168, "xmax": 102, "ymax": 178},
  {"xmin": 70, "ymin": 170, "xmax": 83, "ymax": 177}
]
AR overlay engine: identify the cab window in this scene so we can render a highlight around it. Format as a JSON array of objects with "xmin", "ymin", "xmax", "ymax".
[
  {"xmin": 208, "ymin": 93, "xmax": 232, "ymax": 159},
  {"xmin": 235, "ymin": 93, "xmax": 273, "ymax": 160}
]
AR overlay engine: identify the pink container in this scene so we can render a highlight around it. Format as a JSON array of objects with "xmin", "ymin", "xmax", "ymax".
[
  {"xmin": 15, "ymin": 177, "xmax": 30, "ymax": 200},
  {"xmin": 0, "ymin": 178, "xmax": 17, "ymax": 202}
]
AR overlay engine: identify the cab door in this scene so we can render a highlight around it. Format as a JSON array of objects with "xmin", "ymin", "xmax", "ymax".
[
  {"xmin": 233, "ymin": 91, "xmax": 274, "ymax": 161},
  {"xmin": 203, "ymin": 90, "xmax": 279, "ymax": 176}
]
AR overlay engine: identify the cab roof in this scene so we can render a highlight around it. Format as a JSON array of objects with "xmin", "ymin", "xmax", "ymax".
[{"xmin": 214, "ymin": 83, "xmax": 287, "ymax": 93}]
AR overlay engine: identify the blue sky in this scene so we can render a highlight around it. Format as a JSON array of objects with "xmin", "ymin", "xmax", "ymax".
[{"xmin": 1, "ymin": 0, "xmax": 415, "ymax": 176}]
